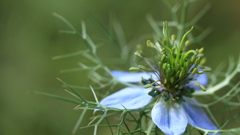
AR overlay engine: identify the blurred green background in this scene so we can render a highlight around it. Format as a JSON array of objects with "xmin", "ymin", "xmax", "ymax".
[{"xmin": 1, "ymin": 0, "xmax": 240, "ymax": 135}]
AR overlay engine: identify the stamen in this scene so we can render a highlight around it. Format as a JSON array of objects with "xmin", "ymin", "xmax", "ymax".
[{"xmin": 134, "ymin": 22, "xmax": 209, "ymax": 104}]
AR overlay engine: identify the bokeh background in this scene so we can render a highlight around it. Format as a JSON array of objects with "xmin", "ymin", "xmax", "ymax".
[{"xmin": 1, "ymin": 0, "xmax": 240, "ymax": 135}]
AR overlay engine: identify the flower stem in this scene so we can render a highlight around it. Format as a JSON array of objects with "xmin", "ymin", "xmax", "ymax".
[{"xmin": 177, "ymin": 0, "xmax": 190, "ymax": 42}]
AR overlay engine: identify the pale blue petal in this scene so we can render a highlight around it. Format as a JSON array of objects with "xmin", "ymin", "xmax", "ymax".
[
  {"xmin": 196, "ymin": 72, "xmax": 208, "ymax": 86},
  {"xmin": 183, "ymin": 98, "xmax": 218, "ymax": 131},
  {"xmin": 111, "ymin": 71, "xmax": 158, "ymax": 83},
  {"xmin": 188, "ymin": 73, "xmax": 208, "ymax": 90},
  {"xmin": 99, "ymin": 87, "xmax": 153, "ymax": 110},
  {"xmin": 151, "ymin": 100, "xmax": 188, "ymax": 135}
]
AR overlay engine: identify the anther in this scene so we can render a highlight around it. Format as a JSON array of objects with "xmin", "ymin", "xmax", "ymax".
[
  {"xmin": 198, "ymin": 47, "xmax": 204, "ymax": 53},
  {"xmin": 192, "ymin": 68, "xmax": 198, "ymax": 75},
  {"xmin": 146, "ymin": 40, "xmax": 154, "ymax": 47},
  {"xmin": 171, "ymin": 35, "xmax": 176, "ymax": 41},
  {"xmin": 185, "ymin": 40, "xmax": 190, "ymax": 46},
  {"xmin": 129, "ymin": 67, "xmax": 139, "ymax": 71},
  {"xmin": 200, "ymin": 85, "xmax": 206, "ymax": 91}
]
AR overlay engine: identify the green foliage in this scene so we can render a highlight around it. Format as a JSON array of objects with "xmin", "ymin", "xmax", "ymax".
[{"xmin": 34, "ymin": 0, "xmax": 240, "ymax": 134}]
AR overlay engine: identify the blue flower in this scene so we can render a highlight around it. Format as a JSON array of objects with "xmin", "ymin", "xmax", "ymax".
[{"xmin": 99, "ymin": 71, "xmax": 218, "ymax": 135}]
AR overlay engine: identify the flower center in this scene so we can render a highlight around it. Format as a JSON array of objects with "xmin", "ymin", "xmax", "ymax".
[
  {"xmin": 130, "ymin": 22, "xmax": 210, "ymax": 104},
  {"xmin": 143, "ymin": 77, "xmax": 195, "ymax": 104}
]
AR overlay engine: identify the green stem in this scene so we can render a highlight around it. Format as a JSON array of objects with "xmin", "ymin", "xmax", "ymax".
[{"xmin": 177, "ymin": 0, "xmax": 189, "ymax": 41}]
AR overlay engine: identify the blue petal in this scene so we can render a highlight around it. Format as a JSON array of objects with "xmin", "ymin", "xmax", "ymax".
[
  {"xmin": 188, "ymin": 73, "xmax": 208, "ymax": 90},
  {"xmin": 111, "ymin": 71, "xmax": 158, "ymax": 83},
  {"xmin": 151, "ymin": 100, "xmax": 188, "ymax": 135},
  {"xmin": 99, "ymin": 87, "xmax": 153, "ymax": 110},
  {"xmin": 183, "ymin": 98, "xmax": 218, "ymax": 131}
]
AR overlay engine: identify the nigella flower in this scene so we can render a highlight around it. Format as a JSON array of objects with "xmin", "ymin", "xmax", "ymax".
[
  {"xmin": 100, "ymin": 71, "xmax": 218, "ymax": 135},
  {"xmin": 98, "ymin": 23, "xmax": 218, "ymax": 134}
]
